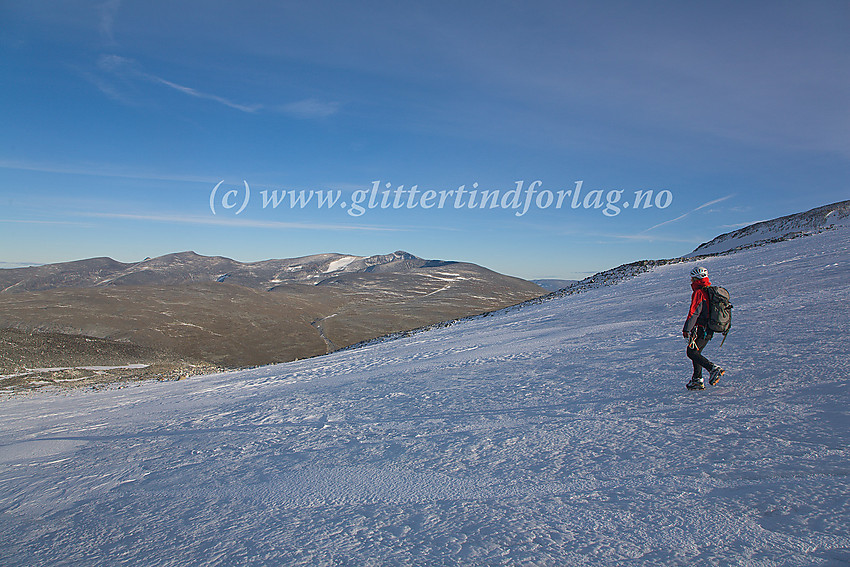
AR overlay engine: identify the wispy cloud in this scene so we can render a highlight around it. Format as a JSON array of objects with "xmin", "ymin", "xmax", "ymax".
[
  {"xmin": 693, "ymin": 195, "xmax": 735, "ymax": 212},
  {"xmin": 643, "ymin": 194, "xmax": 735, "ymax": 232},
  {"xmin": 0, "ymin": 218, "xmax": 92, "ymax": 227},
  {"xmin": 79, "ymin": 212, "xmax": 401, "ymax": 232},
  {"xmin": 147, "ymin": 76, "xmax": 262, "ymax": 113},
  {"xmin": 98, "ymin": 0, "xmax": 121, "ymax": 45},
  {"xmin": 95, "ymin": 54, "xmax": 260, "ymax": 113},
  {"xmin": 0, "ymin": 158, "xmax": 215, "ymax": 184},
  {"xmin": 92, "ymin": 54, "xmax": 339, "ymax": 117},
  {"xmin": 278, "ymin": 99, "xmax": 341, "ymax": 119},
  {"xmin": 719, "ymin": 219, "xmax": 769, "ymax": 229},
  {"xmin": 544, "ymin": 222, "xmax": 699, "ymax": 244},
  {"xmin": 591, "ymin": 231, "xmax": 698, "ymax": 244}
]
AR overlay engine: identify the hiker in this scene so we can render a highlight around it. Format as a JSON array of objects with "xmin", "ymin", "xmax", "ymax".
[{"xmin": 683, "ymin": 266, "xmax": 725, "ymax": 390}]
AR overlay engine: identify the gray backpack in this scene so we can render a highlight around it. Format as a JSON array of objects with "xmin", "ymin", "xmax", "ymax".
[{"xmin": 705, "ymin": 286, "xmax": 733, "ymax": 334}]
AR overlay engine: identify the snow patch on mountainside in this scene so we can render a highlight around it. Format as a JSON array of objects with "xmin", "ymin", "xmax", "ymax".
[{"xmin": 325, "ymin": 255, "xmax": 360, "ymax": 273}]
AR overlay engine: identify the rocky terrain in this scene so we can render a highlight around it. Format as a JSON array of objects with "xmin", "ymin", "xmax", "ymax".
[{"xmin": 0, "ymin": 328, "xmax": 222, "ymax": 393}]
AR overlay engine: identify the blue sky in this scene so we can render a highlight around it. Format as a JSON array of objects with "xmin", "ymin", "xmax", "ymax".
[{"xmin": 1, "ymin": 1, "xmax": 847, "ymax": 280}]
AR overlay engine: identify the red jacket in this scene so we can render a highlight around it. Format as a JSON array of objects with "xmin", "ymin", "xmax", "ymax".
[{"xmin": 683, "ymin": 276, "xmax": 711, "ymax": 336}]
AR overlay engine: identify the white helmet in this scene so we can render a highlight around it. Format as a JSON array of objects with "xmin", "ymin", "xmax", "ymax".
[{"xmin": 690, "ymin": 266, "xmax": 708, "ymax": 279}]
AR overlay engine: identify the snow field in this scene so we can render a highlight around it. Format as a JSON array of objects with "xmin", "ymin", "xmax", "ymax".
[{"xmin": 0, "ymin": 227, "xmax": 848, "ymax": 565}]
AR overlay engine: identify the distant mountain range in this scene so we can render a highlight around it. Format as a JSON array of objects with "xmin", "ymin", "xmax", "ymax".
[
  {"xmin": 0, "ymin": 250, "xmax": 474, "ymax": 293},
  {"xmin": 0, "ymin": 251, "xmax": 545, "ymax": 370}
]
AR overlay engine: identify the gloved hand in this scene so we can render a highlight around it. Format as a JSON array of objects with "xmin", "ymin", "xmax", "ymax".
[{"xmin": 682, "ymin": 330, "xmax": 690, "ymax": 339}]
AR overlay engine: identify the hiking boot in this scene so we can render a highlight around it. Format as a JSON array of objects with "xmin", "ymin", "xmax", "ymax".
[
  {"xmin": 686, "ymin": 377, "xmax": 705, "ymax": 390},
  {"xmin": 709, "ymin": 366, "xmax": 725, "ymax": 386}
]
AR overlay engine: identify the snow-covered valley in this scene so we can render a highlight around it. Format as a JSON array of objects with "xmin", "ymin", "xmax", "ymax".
[{"xmin": 1, "ymin": 226, "xmax": 848, "ymax": 566}]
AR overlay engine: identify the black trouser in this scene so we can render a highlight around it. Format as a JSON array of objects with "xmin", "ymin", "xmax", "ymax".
[{"xmin": 687, "ymin": 326, "xmax": 715, "ymax": 379}]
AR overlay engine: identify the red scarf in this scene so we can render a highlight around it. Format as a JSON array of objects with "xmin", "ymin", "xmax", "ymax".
[{"xmin": 691, "ymin": 276, "xmax": 710, "ymax": 291}]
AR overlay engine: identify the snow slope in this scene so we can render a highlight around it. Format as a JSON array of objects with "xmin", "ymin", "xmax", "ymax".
[
  {"xmin": 1, "ymin": 227, "xmax": 848, "ymax": 566},
  {"xmin": 688, "ymin": 200, "xmax": 850, "ymax": 257}
]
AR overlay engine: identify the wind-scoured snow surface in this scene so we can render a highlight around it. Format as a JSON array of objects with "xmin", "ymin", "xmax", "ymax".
[{"xmin": 1, "ymin": 228, "xmax": 849, "ymax": 566}]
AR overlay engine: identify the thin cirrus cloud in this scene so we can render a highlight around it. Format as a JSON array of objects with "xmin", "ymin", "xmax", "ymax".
[
  {"xmin": 0, "ymin": 218, "xmax": 93, "ymax": 227},
  {"xmin": 0, "ymin": 157, "xmax": 215, "ymax": 184},
  {"xmin": 97, "ymin": 0, "xmax": 122, "ymax": 45},
  {"xmin": 79, "ymin": 211, "xmax": 400, "ymax": 233},
  {"xmin": 277, "ymin": 99, "xmax": 341, "ymax": 119},
  {"xmin": 643, "ymin": 194, "xmax": 736, "ymax": 232},
  {"xmin": 93, "ymin": 54, "xmax": 338, "ymax": 119},
  {"xmin": 147, "ymin": 75, "xmax": 262, "ymax": 113}
]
